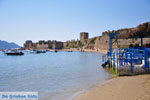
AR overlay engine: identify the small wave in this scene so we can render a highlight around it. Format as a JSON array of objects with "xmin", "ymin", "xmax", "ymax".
[{"xmin": 67, "ymin": 89, "xmax": 86, "ymax": 100}]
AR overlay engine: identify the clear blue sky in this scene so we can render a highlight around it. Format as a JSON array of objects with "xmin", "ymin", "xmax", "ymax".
[{"xmin": 0, "ymin": 0, "xmax": 150, "ymax": 46}]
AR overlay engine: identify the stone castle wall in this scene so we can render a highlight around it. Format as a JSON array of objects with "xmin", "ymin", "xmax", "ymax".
[
  {"xmin": 94, "ymin": 34, "xmax": 150, "ymax": 52},
  {"xmin": 24, "ymin": 40, "xmax": 63, "ymax": 50},
  {"xmin": 63, "ymin": 32, "xmax": 150, "ymax": 52},
  {"xmin": 24, "ymin": 31, "xmax": 150, "ymax": 51},
  {"xmin": 36, "ymin": 44, "xmax": 49, "ymax": 49}
]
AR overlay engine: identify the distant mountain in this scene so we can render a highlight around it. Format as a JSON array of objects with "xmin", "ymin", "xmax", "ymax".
[{"xmin": 0, "ymin": 40, "xmax": 21, "ymax": 49}]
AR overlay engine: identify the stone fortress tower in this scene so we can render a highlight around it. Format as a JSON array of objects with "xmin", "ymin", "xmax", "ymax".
[
  {"xmin": 80, "ymin": 32, "xmax": 89, "ymax": 42},
  {"xmin": 24, "ymin": 40, "xmax": 33, "ymax": 49}
]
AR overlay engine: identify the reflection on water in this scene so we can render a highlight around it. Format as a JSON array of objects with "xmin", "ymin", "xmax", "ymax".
[{"xmin": 0, "ymin": 51, "xmax": 110, "ymax": 100}]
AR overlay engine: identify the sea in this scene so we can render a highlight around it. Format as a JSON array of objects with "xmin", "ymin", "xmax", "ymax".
[{"xmin": 0, "ymin": 51, "xmax": 110, "ymax": 100}]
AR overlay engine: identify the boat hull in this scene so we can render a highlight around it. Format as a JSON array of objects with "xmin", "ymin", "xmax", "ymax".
[{"xmin": 5, "ymin": 52, "xmax": 24, "ymax": 55}]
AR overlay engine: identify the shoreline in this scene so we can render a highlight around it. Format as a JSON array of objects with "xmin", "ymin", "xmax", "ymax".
[
  {"xmin": 62, "ymin": 48, "xmax": 108, "ymax": 54},
  {"xmin": 23, "ymin": 48, "xmax": 108, "ymax": 54},
  {"xmin": 74, "ymin": 74, "xmax": 150, "ymax": 100},
  {"xmin": 69, "ymin": 75, "xmax": 114, "ymax": 100}
]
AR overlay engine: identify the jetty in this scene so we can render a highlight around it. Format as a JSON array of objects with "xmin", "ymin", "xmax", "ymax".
[{"xmin": 102, "ymin": 22, "xmax": 150, "ymax": 76}]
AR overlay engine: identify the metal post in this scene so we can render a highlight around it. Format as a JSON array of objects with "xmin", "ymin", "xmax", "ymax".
[
  {"xmin": 109, "ymin": 34, "xmax": 112, "ymax": 57},
  {"xmin": 117, "ymin": 52, "xmax": 118, "ymax": 73},
  {"xmin": 108, "ymin": 33, "xmax": 119, "ymax": 57},
  {"xmin": 105, "ymin": 55, "xmax": 106, "ymax": 63},
  {"xmin": 144, "ymin": 48, "xmax": 149, "ymax": 72},
  {"xmin": 141, "ymin": 37, "xmax": 143, "ymax": 47},
  {"xmin": 131, "ymin": 53, "xmax": 133, "ymax": 72},
  {"xmin": 111, "ymin": 54, "xmax": 113, "ymax": 67},
  {"xmin": 144, "ymin": 48, "xmax": 147, "ymax": 68},
  {"xmin": 113, "ymin": 52, "xmax": 115, "ymax": 71}
]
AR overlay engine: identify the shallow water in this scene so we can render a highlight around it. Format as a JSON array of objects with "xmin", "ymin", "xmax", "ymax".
[{"xmin": 0, "ymin": 51, "xmax": 110, "ymax": 100}]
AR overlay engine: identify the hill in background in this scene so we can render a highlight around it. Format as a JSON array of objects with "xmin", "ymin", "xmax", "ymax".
[{"xmin": 0, "ymin": 40, "xmax": 21, "ymax": 49}]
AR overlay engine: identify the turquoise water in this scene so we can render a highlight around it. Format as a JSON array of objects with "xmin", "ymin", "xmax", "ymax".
[{"xmin": 0, "ymin": 51, "xmax": 110, "ymax": 100}]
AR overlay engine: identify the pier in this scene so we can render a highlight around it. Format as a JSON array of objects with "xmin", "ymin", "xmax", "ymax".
[
  {"xmin": 102, "ymin": 47, "xmax": 150, "ymax": 76},
  {"xmin": 102, "ymin": 22, "xmax": 150, "ymax": 76}
]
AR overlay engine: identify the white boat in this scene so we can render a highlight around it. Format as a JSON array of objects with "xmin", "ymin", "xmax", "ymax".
[{"xmin": 4, "ymin": 50, "xmax": 24, "ymax": 55}]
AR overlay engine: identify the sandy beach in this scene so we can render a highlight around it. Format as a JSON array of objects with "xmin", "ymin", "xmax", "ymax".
[
  {"xmin": 62, "ymin": 48, "xmax": 108, "ymax": 54},
  {"xmin": 75, "ymin": 75, "xmax": 150, "ymax": 100},
  {"xmin": 82, "ymin": 49, "xmax": 108, "ymax": 54}
]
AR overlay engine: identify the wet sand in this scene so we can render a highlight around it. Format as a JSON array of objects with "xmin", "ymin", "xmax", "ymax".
[{"xmin": 74, "ymin": 75, "xmax": 150, "ymax": 100}]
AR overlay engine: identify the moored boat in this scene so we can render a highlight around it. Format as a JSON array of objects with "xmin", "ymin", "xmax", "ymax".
[
  {"xmin": 36, "ymin": 50, "xmax": 46, "ymax": 53},
  {"xmin": 30, "ymin": 50, "xmax": 46, "ymax": 54},
  {"xmin": 66, "ymin": 50, "xmax": 73, "ymax": 52},
  {"xmin": 54, "ymin": 50, "xmax": 58, "ymax": 52},
  {"xmin": 4, "ymin": 50, "xmax": 24, "ymax": 55}
]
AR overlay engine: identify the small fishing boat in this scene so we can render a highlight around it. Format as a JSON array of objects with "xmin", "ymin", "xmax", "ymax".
[
  {"xmin": 54, "ymin": 50, "xmax": 58, "ymax": 52},
  {"xmin": 30, "ymin": 50, "xmax": 46, "ymax": 54},
  {"xmin": 66, "ymin": 50, "xmax": 73, "ymax": 52},
  {"xmin": 36, "ymin": 50, "xmax": 46, "ymax": 53},
  {"xmin": 4, "ymin": 50, "xmax": 24, "ymax": 55}
]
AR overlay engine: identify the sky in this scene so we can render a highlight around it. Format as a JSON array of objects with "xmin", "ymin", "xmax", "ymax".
[{"xmin": 0, "ymin": 0, "xmax": 150, "ymax": 46}]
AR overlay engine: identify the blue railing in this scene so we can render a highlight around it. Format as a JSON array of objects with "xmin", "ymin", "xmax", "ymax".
[{"xmin": 102, "ymin": 48, "xmax": 150, "ymax": 73}]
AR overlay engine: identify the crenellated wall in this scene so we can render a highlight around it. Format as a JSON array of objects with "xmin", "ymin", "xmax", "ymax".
[{"xmin": 24, "ymin": 40, "xmax": 63, "ymax": 50}]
